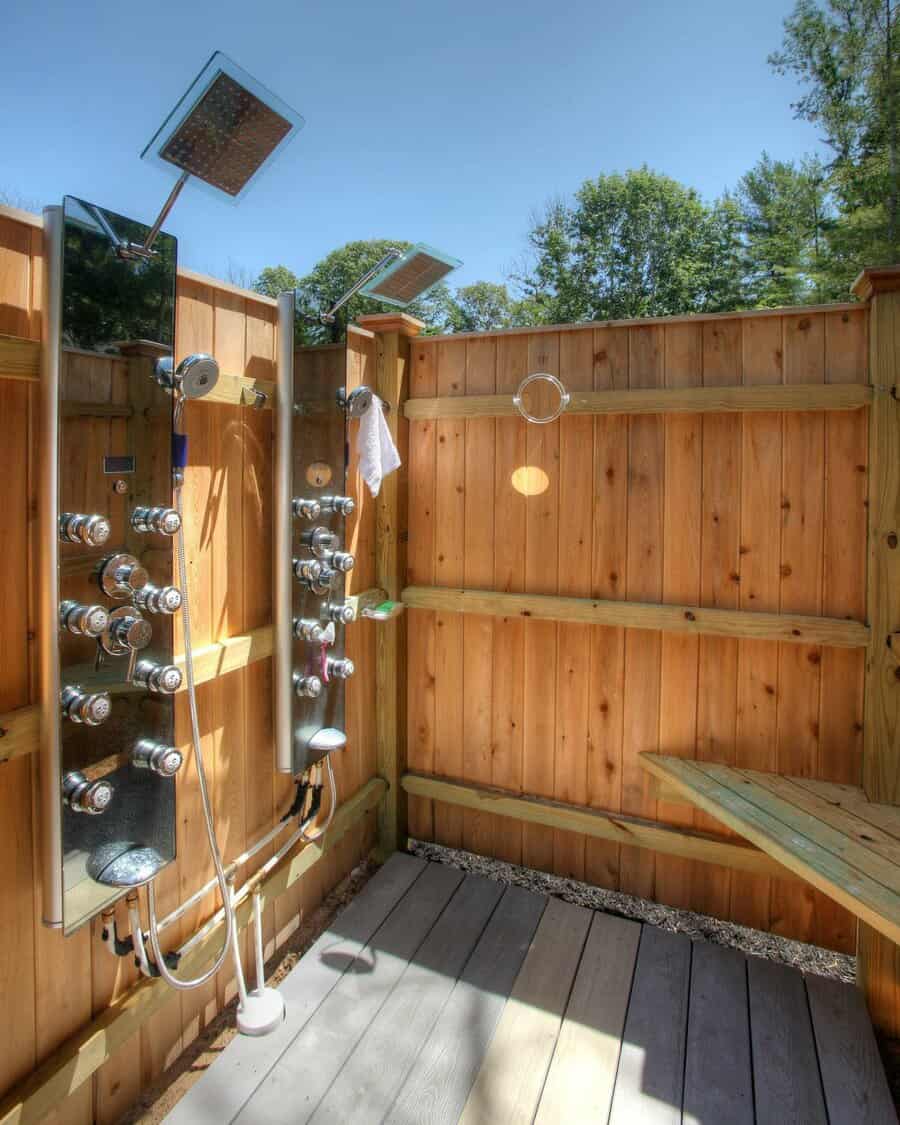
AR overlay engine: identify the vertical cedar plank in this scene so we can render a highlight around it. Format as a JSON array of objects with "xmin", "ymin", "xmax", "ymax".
[
  {"xmin": 694, "ymin": 319, "xmax": 742, "ymax": 919},
  {"xmin": 587, "ymin": 327, "xmax": 629, "ymax": 888},
  {"xmin": 620, "ymin": 325, "xmax": 663, "ymax": 900},
  {"xmin": 733, "ymin": 315, "xmax": 782, "ymax": 933},
  {"xmin": 433, "ymin": 339, "xmax": 467, "ymax": 846},
  {"xmin": 491, "ymin": 335, "xmax": 528, "ymax": 864},
  {"xmin": 554, "ymin": 329, "xmax": 593, "ymax": 878},
  {"xmin": 522, "ymin": 332, "xmax": 560, "ymax": 873},
  {"xmin": 772, "ymin": 313, "xmax": 825, "ymax": 944},
  {"xmin": 655, "ymin": 322, "xmax": 702, "ymax": 911},
  {"xmin": 462, "ymin": 337, "xmax": 496, "ymax": 857},
  {"xmin": 407, "ymin": 339, "xmax": 437, "ymax": 841}
]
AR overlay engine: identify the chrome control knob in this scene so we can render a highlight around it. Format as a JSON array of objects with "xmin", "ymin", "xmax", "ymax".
[
  {"xmin": 327, "ymin": 602, "xmax": 355, "ymax": 625},
  {"xmin": 61, "ymin": 685, "xmax": 112, "ymax": 725},
  {"xmin": 63, "ymin": 771, "xmax": 113, "ymax": 815},
  {"xmin": 294, "ymin": 673, "xmax": 323, "ymax": 698},
  {"xmin": 326, "ymin": 657, "xmax": 355, "ymax": 680},
  {"xmin": 293, "ymin": 558, "xmax": 323, "ymax": 583},
  {"xmin": 310, "ymin": 565, "xmax": 338, "ymax": 595},
  {"xmin": 59, "ymin": 512, "xmax": 111, "ymax": 547},
  {"xmin": 292, "ymin": 498, "xmax": 322, "ymax": 521},
  {"xmin": 322, "ymin": 496, "xmax": 356, "ymax": 517},
  {"xmin": 59, "ymin": 600, "xmax": 109, "ymax": 638},
  {"xmin": 131, "ymin": 506, "xmax": 181, "ymax": 535},
  {"xmin": 302, "ymin": 526, "xmax": 339, "ymax": 559},
  {"xmin": 133, "ymin": 660, "xmax": 182, "ymax": 695},
  {"xmin": 134, "ymin": 584, "xmax": 182, "ymax": 615},
  {"xmin": 101, "ymin": 607, "xmax": 153, "ymax": 656},
  {"xmin": 328, "ymin": 551, "xmax": 355, "ymax": 573},
  {"xmin": 293, "ymin": 618, "xmax": 326, "ymax": 642},
  {"xmin": 99, "ymin": 553, "xmax": 149, "ymax": 599},
  {"xmin": 133, "ymin": 739, "xmax": 183, "ymax": 777}
]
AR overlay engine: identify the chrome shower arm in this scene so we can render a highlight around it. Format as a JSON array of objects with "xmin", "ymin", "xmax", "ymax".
[{"xmin": 315, "ymin": 248, "xmax": 403, "ymax": 325}]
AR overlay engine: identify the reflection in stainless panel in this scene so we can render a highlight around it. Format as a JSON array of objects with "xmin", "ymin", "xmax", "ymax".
[{"xmin": 41, "ymin": 196, "xmax": 178, "ymax": 933}]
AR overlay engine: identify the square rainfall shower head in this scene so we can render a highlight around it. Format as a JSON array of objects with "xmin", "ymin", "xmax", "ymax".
[
  {"xmin": 142, "ymin": 52, "xmax": 304, "ymax": 200},
  {"xmin": 360, "ymin": 244, "xmax": 462, "ymax": 307}
]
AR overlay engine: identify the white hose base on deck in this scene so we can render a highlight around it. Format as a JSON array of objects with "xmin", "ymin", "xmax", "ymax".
[{"xmin": 236, "ymin": 987, "xmax": 286, "ymax": 1036}]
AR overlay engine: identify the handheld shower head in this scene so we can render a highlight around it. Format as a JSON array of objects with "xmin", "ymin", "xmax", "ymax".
[{"xmin": 155, "ymin": 353, "xmax": 220, "ymax": 400}]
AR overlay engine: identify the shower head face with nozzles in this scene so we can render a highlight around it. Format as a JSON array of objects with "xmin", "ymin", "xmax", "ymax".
[
  {"xmin": 155, "ymin": 353, "xmax": 220, "ymax": 399},
  {"xmin": 359, "ymin": 243, "xmax": 462, "ymax": 308},
  {"xmin": 142, "ymin": 51, "xmax": 304, "ymax": 201}
]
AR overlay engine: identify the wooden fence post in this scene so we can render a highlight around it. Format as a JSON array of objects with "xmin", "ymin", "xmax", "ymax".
[
  {"xmin": 356, "ymin": 313, "xmax": 420, "ymax": 858},
  {"xmin": 853, "ymin": 265, "xmax": 900, "ymax": 1034}
]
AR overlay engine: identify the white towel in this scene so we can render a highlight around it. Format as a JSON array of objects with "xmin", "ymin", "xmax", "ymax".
[{"xmin": 358, "ymin": 394, "xmax": 401, "ymax": 497}]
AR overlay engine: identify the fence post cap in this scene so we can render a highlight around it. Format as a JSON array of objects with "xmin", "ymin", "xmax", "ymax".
[
  {"xmin": 355, "ymin": 312, "xmax": 424, "ymax": 337},
  {"xmin": 851, "ymin": 265, "xmax": 900, "ymax": 302}
]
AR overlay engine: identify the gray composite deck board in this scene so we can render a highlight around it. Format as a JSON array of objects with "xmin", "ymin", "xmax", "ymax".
[
  {"xmin": 458, "ymin": 896, "xmax": 592, "ymax": 1124},
  {"xmin": 384, "ymin": 885, "xmax": 546, "ymax": 1125},
  {"xmin": 806, "ymin": 972, "xmax": 898, "ymax": 1124},
  {"xmin": 308, "ymin": 874, "xmax": 504, "ymax": 1125},
  {"xmin": 608, "ymin": 925, "xmax": 692, "ymax": 1125},
  {"xmin": 683, "ymin": 940, "xmax": 754, "ymax": 1125},
  {"xmin": 164, "ymin": 851, "xmax": 425, "ymax": 1125},
  {"xmin": 234, "ymin": 860, "xmax": 464, "ymax": 1125},
  {"xmin": 534, "ymin": 911, "xmax": 641, "ymax": 1124},
  {"xmin": 748, "ymin": 956, "xmax": 828, "ymax": 1125}
]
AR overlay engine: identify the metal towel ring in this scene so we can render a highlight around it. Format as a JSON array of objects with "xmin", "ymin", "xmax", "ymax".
[{"xmin": 512, "ymin": 372, "xmax": 570, "ymax": 424}]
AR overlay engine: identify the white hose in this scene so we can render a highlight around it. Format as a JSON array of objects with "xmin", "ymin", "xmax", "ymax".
[
  {"xmin": 145, "ymin": 481, "xmax": 236, "ymax": 990},
  {"xmin": 300, "ymin": 756, "xmax": 337, "ymax": 842}
]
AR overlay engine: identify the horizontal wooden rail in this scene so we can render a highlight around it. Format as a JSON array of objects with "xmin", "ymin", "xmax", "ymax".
[
  {"xmin": 0, "ymin": 334, "xmax": 275, "ymax": 408},
  {"xmin": 0, "ymin": 776, "xmax": 385, "ymax": 1125},
  {"xmin": 403, "ymin": 382, "xmax": 873, "ymax": 420},
  {"xmin": 401, "ymin": 772, "xmax": 794, "ymax": 880},
  {"xmin": 401, "ymin": 586, "xmax": 870, "ymax": 648}
]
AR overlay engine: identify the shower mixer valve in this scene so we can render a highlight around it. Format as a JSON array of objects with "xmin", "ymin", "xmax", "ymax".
[
  {"xmin": 61, "ymin": 684, "xmax": 112, "ymax": 726},
  {"xmin": 293, "ymin": 558, "xmax": 323, "ymax": 584},
  {"xmin": 131, "ymin": 506, "xmax": 181, "ymax": 535},
  {"xmin": 63, "ymin": 771, "xmax": 114, "ymax": 815},
  {"xmin": 133, "ymin": 660, "xmax": 182, "ymax": 695},
  {"xmin": 100, "ymin": 607, "xmax": 153, "ymax": 657},
  {"xmin": 59, "ymin": 512, "xmax": 111, "ymax": 547},
  {"xmin": 99, "ymin": 553, "xmax": 149, "ymax": 599},
  {"xmin": 59, "ymin": 600, "xmax": 109, "ymax": 638},
  {"xmin": 294, "ymin": 618, "xmax": 326, "ymax": 642},
  {"xmin": 326, "ymin": 551, "xmax": 355, "ymax": 573},
  {"xmin": 326, "ymin": 602, "xmax": 355, "ymax": 625},
  {"xmin": 302, "ymin": 526, "xmax": 339, "ymax": 558},
  {"xmin": 292, "ymin": 497, "xmax": 321, "ymax": 520},
  {"xmin": 134, "ymin": 584, "xmax": 182, "ymax": 615},
  {"xmin": 326, "ymin": 657, "xmax": 354, "ymax": 680}
]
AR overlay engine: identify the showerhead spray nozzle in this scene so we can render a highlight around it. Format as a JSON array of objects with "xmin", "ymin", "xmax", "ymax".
[{"xmin": 155, "ymin": 353, "xmax": 220, "ymax": 400}]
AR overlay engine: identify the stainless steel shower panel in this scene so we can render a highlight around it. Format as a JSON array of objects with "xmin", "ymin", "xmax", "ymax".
[
  {"xmin": 275, "ymin": 292, "xmax": 353, "ymax": 776},
  {"xmin": 40, "ymin": 197, "xmax": 179, "ymax": 932}
]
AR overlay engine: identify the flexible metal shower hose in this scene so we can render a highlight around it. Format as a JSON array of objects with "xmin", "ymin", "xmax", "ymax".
[{"xmin": 146, "ymin": 483, "xmax": 236, "ymax": 990}]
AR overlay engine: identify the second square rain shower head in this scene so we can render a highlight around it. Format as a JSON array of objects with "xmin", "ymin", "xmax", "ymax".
[{"xmin": 128, "ymin": 51, "xmax": 304, "ymax": 258}]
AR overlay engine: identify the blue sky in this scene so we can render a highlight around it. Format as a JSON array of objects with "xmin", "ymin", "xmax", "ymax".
[{"xmin": 1, "ymin": 0, "xmax": 823, "ymax": 293}]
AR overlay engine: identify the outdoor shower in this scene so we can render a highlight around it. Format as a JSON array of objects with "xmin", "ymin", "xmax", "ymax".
[{"xmin": 40, "ymin": 50, "xmax": 305, "ymax": 1036}]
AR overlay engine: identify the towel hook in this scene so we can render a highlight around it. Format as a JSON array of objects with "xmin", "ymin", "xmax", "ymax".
[{"xmin": 337, "ymin": 386, "xmax": 390, "ymax": 417}]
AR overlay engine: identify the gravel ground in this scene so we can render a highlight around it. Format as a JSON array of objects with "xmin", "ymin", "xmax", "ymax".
[{"xmin": 409, "ymin": 839, "xmax": 857, "ymax": 983}]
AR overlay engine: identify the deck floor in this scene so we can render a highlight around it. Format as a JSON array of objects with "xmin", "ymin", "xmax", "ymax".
[{"xmin": 167, "ymin": 853, "xmax": 896, "ymax": 1125}]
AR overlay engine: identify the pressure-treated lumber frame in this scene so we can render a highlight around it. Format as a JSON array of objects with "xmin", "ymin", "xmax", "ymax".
[
  {"xmin": 400, "ymin": 772, "xmax": 796, "ymax": 881},
  {"xmin": 403, "ymin": 381, "xmax": 873, "ymax": 420},
  {"xmin": 401, "ymin": 585, "xmax": 870, "ymax": 648},
  {"xmin": 640, "ymin": 754, "xmax": 900, "ymax": 946},
  {"xmin": 0, "ymin": 776, "xmax": 385, "ymax": 1125}
]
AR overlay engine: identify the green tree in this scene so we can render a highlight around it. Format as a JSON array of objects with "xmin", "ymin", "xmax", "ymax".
[
  {"xmin": 445, "ymin": 281, "xmax": 517, "ymax": 332},
  {"xmin": 737, "ymin": 152, "xmax": 836, "ymax": 304},
  {"xmin": 769, "ymin": 0, "xmax": 900, "ymax": 281},
  {"xmin": 514, "ymin": 169, "xmax": 747, "ymax": 322},
  {"xmin": 253, "ymin": 264, "xmax": 302, "ymax": 299}
]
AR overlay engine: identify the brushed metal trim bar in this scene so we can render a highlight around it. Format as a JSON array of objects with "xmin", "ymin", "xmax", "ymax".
[
  {"xmin": 40, "ymin": 205, "xmax": 63, "ymax": 928},
  {"xmin": 274, "ymin": 291, "xmax": 294, "ymax": 773}
]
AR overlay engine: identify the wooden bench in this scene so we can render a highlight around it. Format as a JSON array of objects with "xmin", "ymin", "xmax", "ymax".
[{"xmin": 640, "ymin": 754, "xmax": 900, "ymax": 945}]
